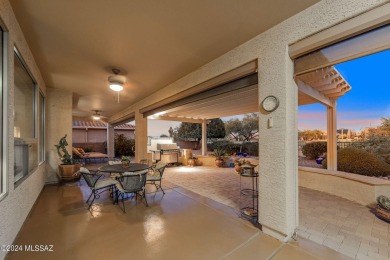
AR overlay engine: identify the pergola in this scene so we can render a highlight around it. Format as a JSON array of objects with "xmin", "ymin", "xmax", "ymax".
[{"xmin": 296, "ymin": 66, "xmax": 351, "ymax": 170}]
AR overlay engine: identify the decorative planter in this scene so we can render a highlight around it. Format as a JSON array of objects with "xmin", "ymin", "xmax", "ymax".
[
  {"xmin": 58, "ymin": 164, "xmax": 81, "ymax": 182},
  {"xmin": 234, "ymin": 164, "xmax": 242, "ymax": 173},
  {"xmin": 122, "ymin": 160, "xmax": 130, "ymax": 167},
  {"xmin": 215, "ymin": 158, "xmax": 224, "ymax": 168},
  {"xmin": 315, "ymin": 156, "xmax": 325, "ymax": 164},
  {"xmin": 188, "ymin": 159, "xmax": 197, "ymax": 167}
]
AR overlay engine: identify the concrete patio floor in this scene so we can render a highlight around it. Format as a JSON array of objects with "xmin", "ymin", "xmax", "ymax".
[
  {"xmin": 164, "ymin": 166, "xmax": 390, "ymax": 260},
  {"xmin": 6, "ymin": 173, "xmax": 349, "ymax": 259}
]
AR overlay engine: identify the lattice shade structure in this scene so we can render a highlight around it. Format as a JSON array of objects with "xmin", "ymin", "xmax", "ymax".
[{"xmin": 296, "ymin": 66, "xmax": 351, "ymax": 106}]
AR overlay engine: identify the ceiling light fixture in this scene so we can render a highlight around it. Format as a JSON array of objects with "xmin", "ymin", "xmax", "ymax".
[
  {"xmin": 108, "ymin": 68, "xmax": 126, "ymax": 103},
  {"xmin": 154, "ymin": 111, "xmax": 167, "ymax": 116},
  {"xmin": 108, "ymin": 68, "xmax": 125, "ymax": 91},
  {"xmin": 92, "ymin": 110, "xmax": 101, "ymax": 120}
]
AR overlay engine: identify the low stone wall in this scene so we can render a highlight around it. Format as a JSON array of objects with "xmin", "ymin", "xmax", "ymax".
[{"xmin": 299, "ymin": 166, "xmax": 390, "ymax": 205}]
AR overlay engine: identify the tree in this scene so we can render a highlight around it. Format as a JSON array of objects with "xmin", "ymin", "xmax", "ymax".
[
  {"xmin": 298, "ymin": 129, "xmax": 325, "ymax": 141},
  {"xmin": 225, "ymin": 113, "xmax": 259, "ymax": 151},
  {"xmin": 352, "ymin": 118, "xmax": 390, "ymax": 164},
  {"xmin": 207, "ymin": 118, "xmax": 225, "ymax": 139},
  {"xmin": 173, "ymin": 118, "xmax": 225, "ymax": 148}
]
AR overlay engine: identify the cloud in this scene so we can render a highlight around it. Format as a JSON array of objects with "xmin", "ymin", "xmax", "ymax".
[
  {"xmin": 298, "ymin": 110, "xmax": 384, "ymax": 130},
  {"xmin": 337, "ymin": 118, "xmax": 381, "ymax": 128}
]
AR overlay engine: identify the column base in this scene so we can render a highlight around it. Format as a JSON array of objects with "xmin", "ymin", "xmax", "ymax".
[{"xmin": 262, "ymin": 225, "xmax": 293, "ymax": 242}]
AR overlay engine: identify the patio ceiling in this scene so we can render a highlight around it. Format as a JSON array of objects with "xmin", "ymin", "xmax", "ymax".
[
  {"xmin": 10, "ymin": 0, "xmax": 319, "ymax": 119},
  {"xmin": 148, "ymin": 83, "xmax": 259, "ymax": 121},
  {"xmin": 147, "ymin": 65, "xmax": 351, "ymax": 121}
]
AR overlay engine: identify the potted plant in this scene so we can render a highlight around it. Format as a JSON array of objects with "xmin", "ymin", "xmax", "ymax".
[
  {"xmin": 187, "ymin": 156, "xmax": 198, "ymax": 167},
  {"xmin": 213, "ymin": 147, "xmax": 226, "ymax": 168},
  {"xmin": 121, "ymin": 156, "xmax": 131, "ymax": 167},
  {"xmin": 375, "ymin": 195, "xmax": 390, "ymax": 222},
  {"xmin": 55, "ymin": 134, "xmax": 81, "ymax": 182},
  {"xmin": 234, "ymin": 158, "xmax": 248, "ymax": 173}
]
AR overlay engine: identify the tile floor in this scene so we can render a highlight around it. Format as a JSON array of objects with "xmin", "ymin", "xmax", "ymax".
[
  {"xmin": 163, "ymin": 166, "xmax": 390, "ymax": 260},
  {"xmin": 6, "ymin": 174, "xmax": 349, "ymax": 259}
]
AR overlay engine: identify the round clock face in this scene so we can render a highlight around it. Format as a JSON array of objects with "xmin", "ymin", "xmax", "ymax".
[{"xmin": 262, "ymin": 96, "xmax": 279, "ymax": 112}]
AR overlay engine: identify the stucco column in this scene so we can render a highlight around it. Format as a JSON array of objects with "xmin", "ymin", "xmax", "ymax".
[
  {"xmin": 135, "ymin": 110, "xmax": 148, "ymax": 162},
  {"xmin": 327, "ymin": 101, "xmax": 337, "ymax": 171},
  {"xmin": 45, "ymin": 88, "xmax": 73, "ymax": 183},
  {"xmin": 258, "ymin": 51, "xmax": 298, "ymax": 241},
  {"xmin": 201, "ymin": 120, "xmax": 207, "ymax": 156},
  {"xmin": 107, "ymin": 124, "xmax": 115, "ymax": 158}
]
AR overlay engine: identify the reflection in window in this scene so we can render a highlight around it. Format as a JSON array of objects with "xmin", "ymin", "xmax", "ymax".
[{"xmin": 14, "ymin": 48, "xmax": 37, "ymax": 183}]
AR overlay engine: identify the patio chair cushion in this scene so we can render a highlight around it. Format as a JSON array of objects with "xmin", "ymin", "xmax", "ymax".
[
  {"xmin": 108, "ymin": 161, "xmax": 122, "ymax": 165},
  {"xmin": 72, "ymin": 147, "xmax": 84, "ymax": 157},
  {"xmin": 94, "ymin": 178, "xmax": 118, "ymax": 190},
  {"xmin": 77, "ymin": 148, "xmax": 86, "ymax": 154},
  {"xmin": 146, "ymin": 175, "xmax": 162, "ymax": 181}
]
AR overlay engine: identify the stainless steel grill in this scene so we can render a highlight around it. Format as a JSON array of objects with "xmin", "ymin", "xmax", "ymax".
[{"xmin": 151, "ymin": 143, "xmax": 181, "ymax": 165}]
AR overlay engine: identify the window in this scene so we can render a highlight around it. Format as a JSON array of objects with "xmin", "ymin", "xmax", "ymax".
[
  {"xmin": 14, "ymin": 47, "xmax": 38, "ymax": 184},
  {"xmin": 39, "ymin": 91, "xmax": 45, "ymax": 163}
]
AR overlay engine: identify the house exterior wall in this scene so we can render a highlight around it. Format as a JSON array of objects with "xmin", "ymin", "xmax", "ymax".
[
  {"xmin": 72, "ymin": 129, "xmax": 134, "ymax": 144},
  {"xmin": 73, "ymin": 129, "xmax": 86, "ymax": 143},
  {"xmin": 0, "ymin": 0, "xmax": 47, "ymax": 258},
  {"xmin": 109, "ymin": 0, "xmax": 387, "ymax": 241}
]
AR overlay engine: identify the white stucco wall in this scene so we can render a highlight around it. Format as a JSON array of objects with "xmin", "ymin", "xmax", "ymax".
[
  {"xmin": 45, "ymin": 88, "xmax": 73, "ymax": 184},
  {"xmin": 0, "ymin": 0, "xmax": 47, "ymax": 258},
  {"xmin": 110, "ymin": 0, "xmax": 388, "ymax": 241}
]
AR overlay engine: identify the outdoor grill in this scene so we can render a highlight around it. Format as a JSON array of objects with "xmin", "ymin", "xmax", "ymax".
[{"xmin": 151, "ymin": 143, "xmax": 181, "ymax": 166}]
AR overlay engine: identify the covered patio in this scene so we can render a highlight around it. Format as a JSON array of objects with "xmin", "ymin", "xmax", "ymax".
[
  {"xmin": 7, "ymin": 177, "xmax": 349, "ymax": 260},
  {"xmin": 2, "ymin": 1, "xmax": 390, "ymax": 260}
]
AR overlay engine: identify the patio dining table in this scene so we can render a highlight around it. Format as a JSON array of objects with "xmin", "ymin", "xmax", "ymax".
[{"xmin": 98, "ymin": 163, "xmax": 149, "ymax": 175}]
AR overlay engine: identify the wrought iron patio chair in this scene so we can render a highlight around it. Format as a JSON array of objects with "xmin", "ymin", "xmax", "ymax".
[
  {"xmin": 80, "ymin": 167, "xmax": 118, "ymax": 209},
  {"xmin": 107, "ymin": 159, "xmax": 122, "ymax": 178},
  {"xmin": 147, "ymin": 162, "xmax": 167, "ymax": 194},
  {"xmin": 115, "ymin": 169, "xmax": 149, "ymax": 212}
]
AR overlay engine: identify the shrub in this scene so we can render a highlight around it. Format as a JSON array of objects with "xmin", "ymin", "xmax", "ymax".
[
  {"xmin": 322, "ymin": 147, "xmax": 390, "ymax": 177},
  {"xmin": 207, "ymin": 140, "xmax": 259, "ymax": 156},
  {"xmin": 302, "ymin": 142, "xmax": 327, "ymax": 159},
  {"xmin": 114, "ymin": 134, "xmax": 135, "ymax": 157}
]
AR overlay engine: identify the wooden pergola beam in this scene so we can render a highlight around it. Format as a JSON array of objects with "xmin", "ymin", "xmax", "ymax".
[{"xmin": 297, "ymin": 80, "xmax": 333, "ymax": 107}]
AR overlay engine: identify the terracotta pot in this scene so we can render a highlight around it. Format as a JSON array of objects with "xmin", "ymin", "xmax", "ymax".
[
  {"xmin": 58, "ymin": 164, "xmax": 81, "ymax": 182},
  {"xmin": 215, "ymin": 158, "xmax": 224, "ymax": 168},
  {"xmin": 234, "ymin": 164, "xmax": 242, "ymax": 173},
  {"xmin": 188, "ymin": 159, "xmax": 196, "ymax": 167}
]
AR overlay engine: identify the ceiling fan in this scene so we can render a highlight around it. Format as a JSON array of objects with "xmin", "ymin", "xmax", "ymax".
[
  {"xmin": 92, "ymin": 110, "xmax": 107, "ymax": 121},
  {"xmin": 108, "ymin": 68, "xmax": 127, "ymax": 103}
]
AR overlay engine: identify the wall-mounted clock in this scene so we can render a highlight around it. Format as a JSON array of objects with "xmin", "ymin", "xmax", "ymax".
[{"xmin": 261, "ymin": 95, "xmax": 279, "ymax": 112}]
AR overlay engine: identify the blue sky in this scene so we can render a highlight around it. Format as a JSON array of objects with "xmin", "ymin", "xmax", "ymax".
[{"xmin": 298, "ymin": 49, "xmax": 390, "ymax": 131}]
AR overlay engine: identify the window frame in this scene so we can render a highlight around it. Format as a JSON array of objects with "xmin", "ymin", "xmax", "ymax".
[
  {"xmin": 0, "ymin": 26, "xmax": 8, "ymax": 201},
  {"xmin": 38, "ymin": 90, "xmax": 45, "ymax": 164},
  {"xmin": 13, "ymin": 46, "xmax": 38, "ymax": 187}
]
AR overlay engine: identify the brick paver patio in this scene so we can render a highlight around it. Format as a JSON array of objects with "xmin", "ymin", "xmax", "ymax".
[{"xmin": 164, "ymin": 166, "xmax": 390, "ymax": 260}]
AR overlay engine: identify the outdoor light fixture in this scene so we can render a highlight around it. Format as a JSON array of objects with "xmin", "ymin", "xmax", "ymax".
[
  {"xmin": 92, "ymin": 110, "xmax": 101, "ymax": 120},
  {"xmin": 109, "ymin": 83, "xmax": 123, "ymax": 92},
  {"xmin": 108, "ymin": 68, "xmax": 126, "ymax": 103},
  {"xmin": 154, "ymin": 111, "xmax": 167, "ymax": 116}
]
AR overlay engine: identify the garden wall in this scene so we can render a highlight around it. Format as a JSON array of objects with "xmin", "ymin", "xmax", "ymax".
[{"xmin": 299, "ymin": 167, "xmax": 390, "ymax": 205}]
